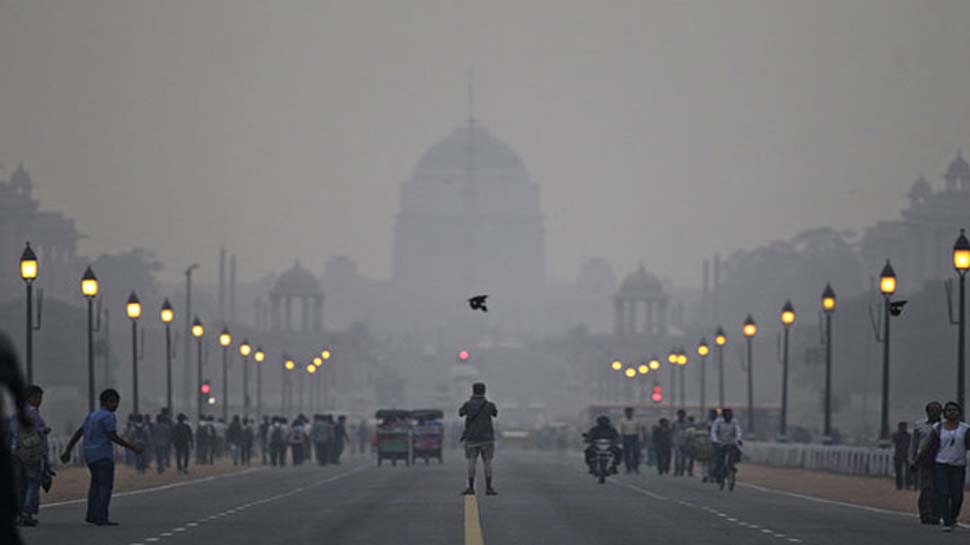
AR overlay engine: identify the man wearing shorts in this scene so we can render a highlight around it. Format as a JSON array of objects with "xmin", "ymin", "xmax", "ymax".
[{"xmin": 459, "ymin": 382, "xmax": 498, "ymax": 496}]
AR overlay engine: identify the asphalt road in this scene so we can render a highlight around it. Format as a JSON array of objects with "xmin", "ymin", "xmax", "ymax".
[{"xmin": 19, "ymin": 451, "xmax": 964, "ymax": 545}]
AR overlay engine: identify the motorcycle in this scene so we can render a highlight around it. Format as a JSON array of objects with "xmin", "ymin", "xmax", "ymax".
[{"xmin": 592, "ymin": 438, "xmax": 614, "ymax": 484}]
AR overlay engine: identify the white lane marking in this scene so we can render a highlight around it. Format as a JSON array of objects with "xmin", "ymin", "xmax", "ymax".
[
  {"xmin": 173, "ymin": 527, "xmax": 185, "ymax": 532},
  {"xmin": 145, "ymin": 538, "xmax": 159, "ymax": 542},
  {"xmin": 186, "ymin": 522, "xmax": 198, "ymax": 527},
  {"xmin": 41, "ymin": 467, "xmax": 264, "ymax": 509},
  {"xmin": 160, "ymin": 532, "xmax": 172, "ymax": 536}
]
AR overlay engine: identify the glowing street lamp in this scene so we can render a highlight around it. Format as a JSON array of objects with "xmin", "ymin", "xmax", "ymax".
[
  {"xmin": 821, "ymin": 284, "xmax": 836, "ymax": 440},
  {"xmin": 697, "ymin": 338, "xmax": 710, "ymax": 415},
  {"xmin": 611, "ymin": 360, "xmax": 623, "ymax": 371},
  {"xmin": 126, "ymin": 292, "xmax": 143, "ymax": 413},
  {"xmin": 648, "ymin": 356, "xmax": 660, "ymax": 371},
  {"xmin": 743, "ymin": 314, "xmax": 757, "ymax": 433},
  {"xmin": 313, "ymin": 356, "xmax": 323, "ymax": 367},
  {"xmin": 81, "ymin": 266, "xmax": 100, "ymax": 411},
  {"xmin": 624, "ymin": 367, "xmax": 637, "ymax": 378},
  {"xmin": 779, "ymin": 300, "xmax": 795, "ymax": 439},
  {"xmin": 219, "ymin": 328, "xmax": 231, "ymax": 422},
  {"xmin": 878, "ymin": 260, "xmax": 896, "ymax": 441},
  {"xmin": 638, "ymin": 363, "xmax": 650, "ymax": 375},
  {"xmin": 714, "ymin": 326, "xmax": 727, "ymax": 409},
  {"xmin": 239, "ymin": 338, "xmax": 252, "ymax": 419},
  {"xmin": 192, "ymin": 316, "xmax": 204, "ymax": 426},
  {"xmin": 160, "ymin": 298, "xmax": 175, "ymax": 414},
  {"xmin": 321, "ymin": 350, "xmax": 332, "ymax": 361},
  {"xmin": 254, "ymin": 346, "xmax": 265, "ymax": 419},
  {"xmin": 19, "ymin": 242, "xmax": 42, "ymax": 384},
  {"xmin": 954, "ymin": 230, "xmax": 970, "ymax": 411}
]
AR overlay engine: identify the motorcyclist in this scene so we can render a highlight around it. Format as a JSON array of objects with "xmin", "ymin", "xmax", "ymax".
[
  {"xmin": 710, "ymin": 408, "xmax": 743, "ymax": 484},
  {"xmin": 583, "ymin": 415, "xmax": 622, "ymax": 475}
]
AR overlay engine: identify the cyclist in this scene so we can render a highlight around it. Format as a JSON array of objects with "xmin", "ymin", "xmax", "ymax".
[{"xmin": 710, "ymin": 408, "xmax": 742, "ymax": 485}]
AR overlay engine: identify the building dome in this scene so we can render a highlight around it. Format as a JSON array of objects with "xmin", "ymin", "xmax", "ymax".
[
  {"xmin": 618, "ymin": 264, "xmax": 663, "ymax": 298},
  {"xmin": 946, "ymin": 153, "xmax": 970, "ymax": 181},
  {"xmin": 412, "ymin": 123, "xmax": 528, "ymax": 183},
  {"xmin": 271, "ymin": 261, "xmax": 321, "ymax": 296}
]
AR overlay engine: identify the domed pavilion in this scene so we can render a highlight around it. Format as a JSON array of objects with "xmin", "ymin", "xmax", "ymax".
[
  {"xmin": 613, "ymin": 264, "xmax": 668, "ymax": 337},
  {"xmin": 269, "ymin": 261, "xmax": 324, "ymax": 333}
]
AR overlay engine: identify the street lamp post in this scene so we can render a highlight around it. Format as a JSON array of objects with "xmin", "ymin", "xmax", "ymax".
[
  {"xmin": 219, "ymin": 328, "xmax": 232, "ymax": 422},
  {"xmin": 81, "ymin": 267, "xmax": 100, "ymax": 412},
  {"xmin": 126, "ymin": 292, "xmax": 143, "ymax": 414},
  {"xmin": 743, "ymin": 315, "xmax": 758, "ymax": 434},
  {"xmin": 283, "ymin": 357, "xmax": 295, "ymax": 415},
  {"xmin": 254, "ymin": 347, "xmax": 265, "ymax": 419},
  {"xmin": 667, "ymin": 348, "xmax": 677, "ymax": 418},
  {"xmin": 879, "ymin": 260, "xmax": 897, "ymax": 442},
  {"xmin": 714, "ymin": 327, "xmax": 727, "ymax": 409},
  {"xmin": 160, "ymin": 299, "xmax": 175, "ymax": 415},
  {"xmin": 954, "ymin": 231, "xmax": 970, "ymax": 410},
  {"xmin": 677, "ymin": 347, "xmax": 687, "ymax": 412},
  {"xmin": 697, "ymin": 339, "xmax": 710, "ymax": 416},
  {"xmin": 239, "ymin": 339, "xmax": 252, "ymax": 419},
  {"xmin": 780, "ymin": 301, "xmax": 795, "ymax": 440},
  {"xmin": 191, "ymin": 317, "xmax": 204, "ymax": 427},
  {"xmin": 183, "ymin": 264, "xmax": 199, "ymax": 415},
  {"xmin": 20, "ymin": 242, "xmax": 38, "ymax": 384},
  {"xmin": 821, "ymin": 284, "xmax": 837, "ymax": 441}
]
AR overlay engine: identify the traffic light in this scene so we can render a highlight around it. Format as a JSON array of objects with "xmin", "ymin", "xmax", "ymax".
[
  {"xmin": 651, "ymin": 385, "xmax": 663, "ymax": 403},
  {"xmin": 200, "ymin": 381, "xmax": 211, "ymax": 395},
  {"xmin": 458, "ymin": 350, "xmax": 470, "ymax": 362}
]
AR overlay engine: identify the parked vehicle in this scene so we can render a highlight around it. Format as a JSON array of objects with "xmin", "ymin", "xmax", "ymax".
[
  {"xmin": 410, "ymin": 409, "xmax": 444, "ymax": 464},
  {"xmin": 375, "ymin": 410, "xmax": 411, "ymax": 467}
]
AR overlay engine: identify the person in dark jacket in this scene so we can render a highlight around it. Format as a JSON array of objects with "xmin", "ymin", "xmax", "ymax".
[
  {"xmin": 331, "ymin": 415, "xmax": 350, "ymax": 464},
  {"xmin": 652, "ymin": 418, "xmax": 673, "ymax": 475},
  {"xmin": 459, "ymin": 382, "xmax": 498, "ymax": 496},
  {"xmin": 172, "ymin": 414, "xmax": 193, "ymax": 474},
  {"xmin": 584, "ymin": 415, "xmax": 622, "ymax": 474}
]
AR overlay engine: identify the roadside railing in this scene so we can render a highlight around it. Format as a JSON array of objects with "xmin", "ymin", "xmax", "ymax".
[{"xmin": 745, "ymin": 441, "xmax": 970, "ymax": 485}]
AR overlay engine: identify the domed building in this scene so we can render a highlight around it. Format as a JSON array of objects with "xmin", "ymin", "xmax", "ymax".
[
  {"xmin": 392, "ymin": 120, "xmax": 545, "ymax": 304},
  {"xmin": 269, "ymin": 261, "xmax": 324, "ymax": 333},
  {"xmin": 613, "ymin": 264, "xmax": 668, "ymax": 337}
]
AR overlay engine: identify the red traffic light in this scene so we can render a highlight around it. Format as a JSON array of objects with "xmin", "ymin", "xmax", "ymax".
[
  {"xmin": 458, "ymin": 350, "xmax": 470, "ymax": 362},
  {"xmin": 200, "ymin": 383, "xmax": 211, "ymax": 395},
  {"xmin": 651, "ymin": 385, "xmax": 663, "ymax": 403}
]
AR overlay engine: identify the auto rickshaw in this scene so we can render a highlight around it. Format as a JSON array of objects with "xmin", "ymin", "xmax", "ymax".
[
  {"xmin": 375, "ymin": 409, "xmax": 411, "ymax": 466},
  {"xmin": 410, "ymin": 409, "xmax": 444, "ymax": 464}
]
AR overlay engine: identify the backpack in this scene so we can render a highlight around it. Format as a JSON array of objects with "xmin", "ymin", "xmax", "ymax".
[{"xmin": 15, "ymin": 425, "xmax": 45, "ymax": 464}]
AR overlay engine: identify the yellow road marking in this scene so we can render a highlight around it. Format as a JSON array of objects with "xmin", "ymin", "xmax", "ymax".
[{"xmin": 464, "ymin": 495, "xmax": 485, "ymax": 545}]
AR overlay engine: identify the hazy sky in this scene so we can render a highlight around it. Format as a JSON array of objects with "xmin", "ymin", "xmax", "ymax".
[{"xmin": 2, "ymin": 0, "xmax": 970, "ymax": 286}]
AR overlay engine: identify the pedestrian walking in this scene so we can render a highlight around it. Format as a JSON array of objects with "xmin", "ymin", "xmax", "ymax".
[
  {"xmin": 332, "ymin": 415, "xmax": 350, "ymax": 464},
  {"xmin": 910, "ymin": 401, "xmax": 943, "ymax": 525},
  {"xmin": 652, "ymin": 418, "xmax": 672, "ymax": 476},
  {"xmin": 672, "ymin": 410, "xmax": 691, "ymax": 476},
  {"xmin": 928, "ymin": 401, "xmax": 970, "ymax": 532},
  {"xmin": 269, "ymin": 417, "xmax": 287, "ymax": 467},
  {"xmin": 130, "ymin": 415, "xmax": 151, "ymax": 473},
  {"xmin": 891, "ymin": 421, "xmax": 912, "ymax": 490},
  {"xmin": 259, "ymin": 416, "xmax": 270, "ymax": 465},
  {"xmin": 172, "ymin": 414, "xmax": 193, "ymax": 474},
  {"xmin": 0, "ymin": 332, "xmax": 31, "ymax": 545},
  {"xmin": 227, "ymin": 415, "xmax": 243, "ymax": 466},
  {"xmin": 459, "ymin": 382, "xmax": 498, "ymax": 496},
  {"xmin": 10, "ymin": 385, "xmax": 51, "ymax": 527},
  {"xmin": 152, "ymin": 411, "xmax": 173, "ymax": 474},
  {"xmin": 242, "ymin": 418, "xmax": 255, "ymax": 465},
  {"xmin": 60, "ymin": 389, "xmax": 143, "ymax": 526},
  {"xmin": 618, "ymin": 407, "xmax": 642, "ymax": 474},
  {"xmin": 311, "ymin": 414, "xmax": 332, "ymax": 466}
]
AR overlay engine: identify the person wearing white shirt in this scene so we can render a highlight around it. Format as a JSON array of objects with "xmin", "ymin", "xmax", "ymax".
[
  {"xmin": 618, "ymin": 407, "xmax": 643, "ymax": 474},
  {"xmin": 933, "ymin": 401, "xmax": 970, "ymax": 532}
]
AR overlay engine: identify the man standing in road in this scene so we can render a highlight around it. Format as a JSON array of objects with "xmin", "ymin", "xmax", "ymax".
[
  {"xmin": 459, "ymin": 382, "xmax": 498, "ymax": 496},
  {"xmin": 60, "ymin": 389, "xmax": 143, "ymax": 526},
  {"xmin": 891, "ymin": 421, "xmax": 912, "ymax": 490},
  {"xmin": 172, "ymin": 413, "xmax": 193, "ymax": 474},
  {"xmin": 619, "ymin": 407, "xmax": 642, "ymax": 474},
  {"xmin": 671, "ymin": 410, "xmax": 691, "ymax": 477},
  {"xmin": 910, "ymin": 401, "xmax": 943, "ymax": 524}
]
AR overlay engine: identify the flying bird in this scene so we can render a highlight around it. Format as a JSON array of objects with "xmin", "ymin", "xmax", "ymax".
[{"xmin": 468, "ymin": 295, "xmax": 488, "ymax": 313}]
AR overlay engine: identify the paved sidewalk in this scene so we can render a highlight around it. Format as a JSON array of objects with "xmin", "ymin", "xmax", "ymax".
[
  {"xmin": 741, "ymin": 463, "xmax": 970, "ymax": 523},
  {"xmin": 41, "ymin": 458, "xmax": 254, "ymax": 504}
]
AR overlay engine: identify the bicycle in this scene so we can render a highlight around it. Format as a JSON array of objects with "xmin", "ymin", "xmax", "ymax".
[{"xmin": 715, "ymin": 443, "xmax": 740, "ymax": 491}]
